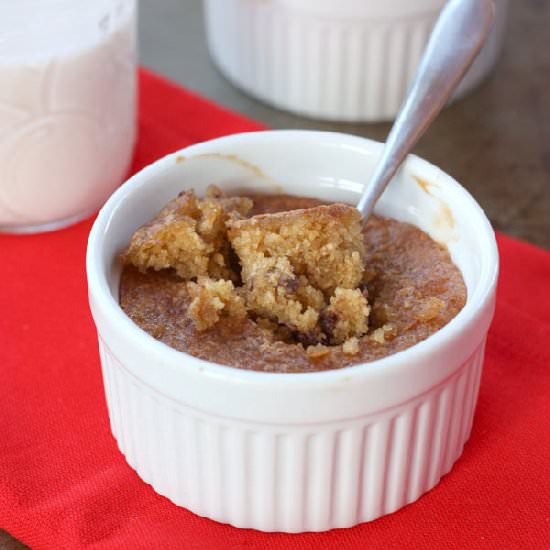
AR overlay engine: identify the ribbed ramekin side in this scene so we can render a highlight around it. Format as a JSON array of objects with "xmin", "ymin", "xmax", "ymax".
[
  {"xmin": 204, "ymin": 0, "xmax": 503, "ymax": 122},
  {"xmin": 98, "ymin": 338, "xmax": 486, "ymax": 532}
]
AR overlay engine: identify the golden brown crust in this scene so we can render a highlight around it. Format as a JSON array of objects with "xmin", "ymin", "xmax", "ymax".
[{"xmin": 119, "ymin": 194, "xmax": 467, "ymax": 372}]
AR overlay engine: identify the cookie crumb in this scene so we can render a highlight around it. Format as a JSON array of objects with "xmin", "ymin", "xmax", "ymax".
[
  {"xmin": 323, "ymin": 288, "xmax": 370, "ymax": 344},
  {"xmin": 186, "ymin": 277, "xmax": 246, "ymax": 330},
  {"xmin": 369, "ymin": 323, "xmax": 397, "ymax": 344},
  {"xmin": 342, "ymin": 337, "xmax": 360, "ymax": 355},
  {"xmin": 122, "ymin": 188, "xmax": 251, "ymax": 282},
  {"xmin": 306, "ymin": 344, "xmax": 330, "ymax": 361},
  {"xmin": 417, "ymin": 297, "xmax": 446, "ymax": 321}
]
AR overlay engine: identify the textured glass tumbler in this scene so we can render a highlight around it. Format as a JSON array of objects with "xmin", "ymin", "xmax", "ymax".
[{"xmin": 0, "ymin": 0, "xmax": 137, "ymax": 233}]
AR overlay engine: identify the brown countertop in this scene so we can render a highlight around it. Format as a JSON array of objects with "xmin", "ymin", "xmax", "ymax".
[{"xmin": 1, "ymin": 0, "xmax": 548, "ymax": 548}]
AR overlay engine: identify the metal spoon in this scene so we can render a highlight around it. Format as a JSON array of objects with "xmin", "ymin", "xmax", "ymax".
[{"xmin": 356, "ymin": 0, "xmax": 495, "ymax": 219}]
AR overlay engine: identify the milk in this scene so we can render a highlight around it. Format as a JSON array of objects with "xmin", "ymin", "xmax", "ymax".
[{"xmin": 0, "ymin": 0, "xmax": 137, "ymax": 231}]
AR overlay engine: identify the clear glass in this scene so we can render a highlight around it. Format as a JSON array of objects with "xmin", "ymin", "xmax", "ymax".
[{"xmin": 0, "ymin": 0, "xmax": 137, "ymax": 233}]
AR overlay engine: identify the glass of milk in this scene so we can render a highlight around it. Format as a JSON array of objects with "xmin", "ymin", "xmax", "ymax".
[{"xmin": 0, "ymin": 0, "xmax": 137, "ymax": 233}]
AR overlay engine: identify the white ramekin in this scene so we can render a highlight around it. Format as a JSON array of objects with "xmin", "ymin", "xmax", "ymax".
[
  {"xmin": 203, "ymin": 0, "xmax": 509, "ymax": 122},
  {"xmin": 87, "ymin": 130, "xmax": 498, "ymax": 532}
]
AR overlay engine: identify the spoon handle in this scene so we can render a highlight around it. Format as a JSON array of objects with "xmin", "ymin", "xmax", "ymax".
[{"xmin": 357, "ymin": 0, "xmax": 495, "ymax": 218}]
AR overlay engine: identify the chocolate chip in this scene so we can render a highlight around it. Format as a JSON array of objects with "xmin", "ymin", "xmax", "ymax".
[
  {"xmin": 359, "ymin": 283, "xmax": 369, "ymax": 300},
  {"xmin": 319, "ymin": 311, "xmax": 339, "ymax": 344},
  {"xmin": 292, "ymin": 329, "xmax": 325, "ymax": 347},
  {"xmin": 279, "ymin": 275, "xmax": 299, "ymax": 293}
]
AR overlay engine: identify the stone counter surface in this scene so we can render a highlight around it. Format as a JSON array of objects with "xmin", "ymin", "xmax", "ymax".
[{"xmin": 1, "ymin": 0, "xmax": 548, "ymax": 548}]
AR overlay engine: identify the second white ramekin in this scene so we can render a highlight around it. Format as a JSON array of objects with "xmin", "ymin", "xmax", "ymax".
[
  {"xmin": 87, "ymin": 131, "xmax": 498, "ymax": 532},
  {"xmin": 203, "ymin": 0, "xmax": 508, "ymax": 121}
]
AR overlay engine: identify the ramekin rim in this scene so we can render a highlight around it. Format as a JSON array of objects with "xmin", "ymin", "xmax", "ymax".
[{"xmin": 86, "ymin": 130, "xmax": 499, "ymax": 387}]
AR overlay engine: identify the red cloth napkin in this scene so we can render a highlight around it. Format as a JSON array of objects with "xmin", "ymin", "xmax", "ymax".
[{"xmin": 1, "ymin": 69, "xmax": 549, "ymax": 550}]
